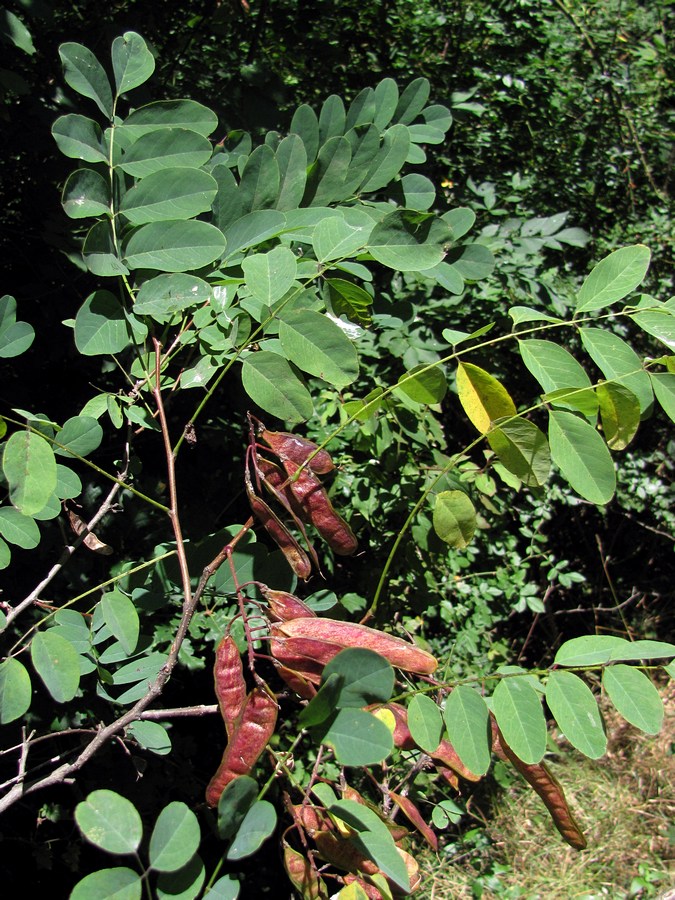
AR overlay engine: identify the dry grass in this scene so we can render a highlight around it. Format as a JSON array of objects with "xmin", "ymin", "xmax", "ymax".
[{"xmin": 418, "ymin": 685, "xmax": 674, "ymax": 899}]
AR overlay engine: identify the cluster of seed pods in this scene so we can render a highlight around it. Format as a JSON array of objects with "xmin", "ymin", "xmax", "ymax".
[{"xmin": 245, "ymin": 416, "xmax": 358, "ymax": 579}]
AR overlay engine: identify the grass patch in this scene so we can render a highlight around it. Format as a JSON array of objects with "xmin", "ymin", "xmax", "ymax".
[{"xmin": 419, "ymin": 686, "xmax": 674, "ymax": 899}]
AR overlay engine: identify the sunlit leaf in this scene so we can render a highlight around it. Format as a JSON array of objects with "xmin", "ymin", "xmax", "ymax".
[
  {"xmin": 70, "ymin": 868, "xmax": 142, "ymax": 900},
  {"xmin": 59, "ymin": 41, "xmax": 113, "ymax": 118},
  {"xmin": 149, "ymin": 803, "xmax": 201, "ymax": 873},
  {"xmin": 432, "ymin": 490, "xmax": 476, "ymax": 548},
  {"xmin": 75, "ymin": 790, "xmax": 143, "ymax": 853},
  {"xmin": 112, "ymin": 32, "xmax": 155, "ymax": 94},
  {"xmin": 576, "ymin": 245, "xmax": 650, "ymax": 312},
  {"xmin": 548, "ymin": 410, "xmax": 615, "ymax": 504},
  {"xmin": 603, "ymin": 665, "xmax": 664, "ymax": 734},
  {"xmin": 457, "ymin": 362, "xmax": 516, "ymax": 433},
  {"xmin": 225, "ymin": 801, "xmax": 277, "ymax": 861},
  {"xmin": 0, "ymin": 658, "xmax": 32, "ymax": 724},
  {"xmin": 487, "ymin": 418, "xmax": 550, "ymax": 487},
  {"xmin": 278, "ymin": 309, "xmax": 359, "ymax": 389},
  {"xmin": 597, "ymin": 382, "xmax": 641, "ymax": 449},
  {"xmin": 2, "ymin": 430, "xmax": 56, "ymax": 515},
  {"xmin": 579, "ymin": 327, "xmax": 652, "ymax": 412},
  {"xmin": 408, "ymin": 694, "xmax": 443, "ymax": 753},
  {"xmin": 545, "ymin": 670, "xmax": 606, "ymax": 758},
  {"xmin": 492, "ymin": 677, "xmax": 547, "ymax": 765}
]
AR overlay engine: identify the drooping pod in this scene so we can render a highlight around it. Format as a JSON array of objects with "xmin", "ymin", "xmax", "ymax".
[
  {"xmin": 205, "ymin": 686, "xmax": 278, "ymax": 807},
  {"xmin": 491, "ymin": 718, "xmax": 587, "ymax": 850},
  {"xmin": 213, "ymin": 634, "xmax": 247, "ymax": 740},
  {"xmin": 284, "ymin": 460, "xmax": 358, "ymax": 556},
  {"xmin": 259, "ymin": 427, "xmax": 335, "ymax": 475}
]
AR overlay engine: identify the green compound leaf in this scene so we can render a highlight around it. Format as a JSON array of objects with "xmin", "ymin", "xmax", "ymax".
[
  {"xmin": 545, "ymin": 670, "xmax": 606, "ymax": 758},
  {"xmin": 554, "ymin": 635, "xmax": 629, "ymax": 667},
  {"xmin": 217, "ymin": 776, "xmax": 259, "ymax": 842},
  {"xmin": 126, "ymin": 721, "xmax": 172, "ymax": 756},
  {"xmin": 407, "ymin": 693, "xmax": 443, "ymax": 753},
  {"xmin": 597, "ymin": 381, "xmax": 641, "ymax": 450},
  {"xmin": 313, "ymin": 211, "xmax": 374, "ymax": 262},
  {"xmin": 59, "ymin": 41, "xmax": 113, "ymax": 118},
  {"xmin": 0, "ymin": 658, "xmax": 32, "ymax": 724},
  {"xmin": 156, "ymin": 855, "xmax": 205, "ymax": 900},
  {"xmin": 367, "ymin": 210, "xmax": 451, "ymax": 272},
  {"xmin": 52, "ymin": 114, "xmax": 108, "ymax": 163},
  {"xmin": 2, "ymin": 430, "xmax": 57, "ymax": 516},
  {"xmin": 0, "ymin": 507, "xmax": 41, "ymax": 548},
  {"xmin": 31, "ymin": 630, "xmax": 81, "ymax": 702},
  {"xmin": 242, "ymin": 246, "xmax": 297, "ymax": 304},
  {"xmin": 326, "ymin": 278, "xmax": 373, "ymax": 327},
  {"xmin": 579, "ymin": 327, "xmax": 653, "ymax": 413},
  {"xmin": 432, "ymin": 490, "xmax": 476, "ymax": 549},
  {"xmin": 118, "ymin": 128, "xmax": 213, "ymax": 178},
  {"xmin": 278, "ymin": 308, "xmax": 359, "ymax": 389},
  {"xmin": 318, "ymin": 708, "xmax": 393, "ymax": 766},
  {"xmin": 241, "ymin": 351, "xmax": 313, "ymax": 423},
  {"xmin": 456, "ymin": 362, "xmax": 516, "ymax": 434},
  {"xmin": 0, "ymin": 295, "xmax": 35, "ymax": 358},
  {"xmin": 519, "ymin": 339, "xmax": 592, "ymax": 396},
  {"xmin": 55, "ymin": 416, "xmax": 103, "ymax": 458},
  {"xmin": 487, "ymin": 418, "xmax": 551, "ymax": 487},
  {"xmin": 395, "ymin": 364, "xmax": 447, "ymax": 405},
  {"xmin": 492, "ymin": 677, "xmax": 547, "ymax": 765},
  {"xmin": 101, "ymin": 590, "xmax": 139, "ymax": 655},
  {"xmin": 75, "ymin": 291, "xmax": 132, "ymax": 356},
  {"xmin": 203, "ymin": 876, "xmax": 240, "ymax": 900},
  {"xmin": 322, "ymin": 648, "xmax": 394, "ymax": 709},
  {"xmin": 576, "ymin": 245, "xmax": 651, "ymax": 312},
  {"xmin": 149, "ymin": 802, "xmax": 201, "ymax": 873},
  {"xmin": 650, "ymin": 373, "xmax": 675, "ymax": 422},
  {"xmin": 119, "ymin": 168, "xmax": 218, "ymax": 224},
  {"xmin": 603, "ymin": 665, "xmax": 664, "ymax": 735},
  {"xmin": 443, "ymin": 685, "xmax": 491, "ymax": 776},
  {"xmin": 122, "ymin": 220, "xmax": 226, "ymax": 272},
  {"xmin": 83, "ymin": 220, "xmax": 130, "ymax": 277},
  {"xmin": 111, "ymin": 32, "xmax": 155, "ymax": 95},
  {"xmin": 275, "ymin": 134, "xmax": 308, "ymax": 211},
  {"xmin": 548, "ymin": 409, "xmax": 616, "ymax": 504},
  {"xmin": 62, "ymin": 168, "xmax": 110, "ymax": 219},
  {"xmin": 134, "ymin": 273, "xmax": 213, "ymax": 318},
  {"xmin": 225, "ymin": 800, "xmax": 277, "ymax": 861},
  {"xmin": 119, "ymin": 100, "xmax": 218, "ymax": 140},
  {"xmin": 239, "ymin": 144, "xmax": 280, "ymax": 212},
  {"xmin": 75, "ymin": 790, "xmax": 143, "ymax": 854},
  {"xmin": 70, "ymin": 868, "xmax": 142, "ymax": 900}
]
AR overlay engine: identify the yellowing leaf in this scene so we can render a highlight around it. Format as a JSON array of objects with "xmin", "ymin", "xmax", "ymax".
[{"xmin": 457, "ymin": 362, "xmax": 516, "ymax": 434}]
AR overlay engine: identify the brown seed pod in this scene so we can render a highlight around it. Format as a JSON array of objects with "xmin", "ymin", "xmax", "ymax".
[
  {"xmin": 283, "ymin": 841, "xmax": 328, "ymax": 900},
  {"xmin": 260, "ymin": 428, "xmax": 335, "ymax": 475},
  {"xmin": 491, "ymin": 719, "xmax": 587, "ymax": 850},
  {"xmin": 272, "ymin": 618, "xmax": 438, "ymax": 676},
  {"xmin": 284, "ymin": 461, "xmax": 358, "ymax": 556},
  {"xmin": 388, "ymin": 791, "xmax": 438, "ymax": 852},
  {"xmin": 260, "ymin": 586, "xmax": 317, "ymax": 622},
  {"xmin": 213, "ymin": 635, "xmax": 247, "ymax": 740},
  {"xmin": 246, "ymin": 464, "xmax": 312, "ymax": 579},
  {"xmin": 205, "ymin": 686, "xmax": 278, "ymax": 807}
]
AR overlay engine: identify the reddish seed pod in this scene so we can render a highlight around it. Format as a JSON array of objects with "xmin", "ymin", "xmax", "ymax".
[
  {"xmin": 272, "ymin": 617, "xmax": 438, "ymax": 675},
  {"xmin": 261, "ymin": 428, "xmax": 335, "ymax": 475},
  {"xmin": 205, "ymin": 686, "xmax": 278, "ymax": 807},
  {"xmin": 260, "ymin": 586, "xmax": 317, "ymax": 622},
  {"xmin": 388, "ymin": 791, "xmax": 438, "ymax": 852},
  {"xmin": 274, "ymin": 663, "xmax": 318, "ymax": 700},
  {"xmin": 213, "ymin": 635, "xmax": 247, "ymax": 740},
  {"xmin": 246, "ymin": 473, "xmax": 313, "ymax": 579},
  {"xmin": 491, "ymin": 720, "xmax": 587, "ymax": 850},
  {"xmin": 284, "ymin": 461, "xmax": 358, "ymax": 556},
  {"xmin": 283, "ymin": 841, "xmax": 328, "ymax": 900}
]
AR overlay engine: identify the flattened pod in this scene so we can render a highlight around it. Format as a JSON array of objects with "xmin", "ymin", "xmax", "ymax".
[
  {"xmin": 246, "ymin": 474, "xmax": 313, "ymax": 579},
  {"xmin": 261, "ymin": 586, "xmax": 317, "ymax": 621},
  {"xmin": 261, "ymin": 428, "xmax": 335, "ymax": 474},
  {"xmin": 273, "ymin": 617, "xmax": 438, "ymax": 675},
  {"xmin": 205, "ymin": 687, "xmax": 278, "ymax": 807},
  {"xmin": 492, "ymin": 720, "xmax": 587, "ymax": 850},
  {"xmin": 214, "ymin": 635, "xmax": 247, "ymax": 739},
  {"xmin": 285, "ymin": 461, "xmax": 358, "ymax": 556}
]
